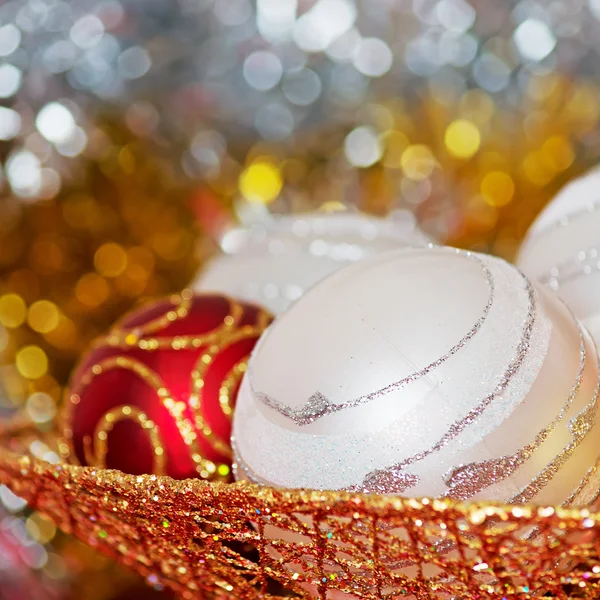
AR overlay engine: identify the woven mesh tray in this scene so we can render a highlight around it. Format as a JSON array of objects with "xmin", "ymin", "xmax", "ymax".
[{"xmin": 1, "ymin": 420, "xmax": 600, "ymax": 599}]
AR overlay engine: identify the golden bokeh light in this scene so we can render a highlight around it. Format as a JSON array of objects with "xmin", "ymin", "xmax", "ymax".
[
  {"xmin": 401, "ymin": 145, "xmax": 436, "ymax": 181},
  {"xmin": 94, "ymin": 243, "xmax": 128, "ymax": 278},
  {"xmin": 30, "ymin": 374, "xmax": 62, "ymax": 402},
  {"xmin": 239, "ymin": 160, "xmax": 283, "ymax": 204},
  {"xmin": 16, "ymin": 345, "xmax": 49, "ymax": 380},
  {"xmin": 44, "ymin": 316, "xmax": 79, "ymax": 351},
  {"xmin": 318, "ymin": 201, "xmax": 346, "ymax": 213},
  {"xmin": 75, "ymin": 273, "xmax": 111, "ymax": 308},
  {"xmin": 127, "ymin": 246, "xmax": 155, "ymax": 273},
  {"xmin": 151, "ymin": 230, "xmax": 191, "ymax": 261},
  {"xmin": 541, "ymin": 135, "xmax": 575, "ymax": 172},
  {"xmin": 26, "ymin": 512, "xmax": 57, "ymax": 545},
  {"xmin": 0, "ymin": 293, "xmax": 27, "ymax": 328},
  {"xmin": 522, "ymin": 151, "xmax": 555, "ymax": 186},
  {"xmin": 445, "ymin": 119, "xmax": 481, "ymax": 159},
  {"xmin": 27, "ymin": 300, "xmax": 60, "ymax": 334},
  {"xmin": 0, "ymin": 366, "xmax": 27, "ymax": 407},
  {"xmin": 481, "ymin": 171, "xmax": 515, "ymax": 207},
  {"xmin": 115, "ymin": 271, "xmax": 149, "ymax": 297},
  {"xmin": 26, "ymin": 391, "xmax": 57, "ymax": 424},
  {"xmin": 217, "ymin": 464, "xmax": 231, "ymax": 477}
]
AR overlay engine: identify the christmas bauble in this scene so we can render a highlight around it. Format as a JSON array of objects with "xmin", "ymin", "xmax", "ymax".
[
  {"xmin": 517, "ymin": 168, "xmax": 600, "ymax": 345},
  {"xmin": 233, "ymin": 246, "xmax": 600, "ymax": 505},
  {"xmin": 194, "ymin": 212, "xmax": 430, "ymax": 314},
  {"xmin": 62, "ymin": 291, "xmax": 271, "ymax": 480}
]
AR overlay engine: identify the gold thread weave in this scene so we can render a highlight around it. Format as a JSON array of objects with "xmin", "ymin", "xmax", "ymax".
[{"xmin": 1, "ymin": 423, "xmax": 600, "ymax": 599}]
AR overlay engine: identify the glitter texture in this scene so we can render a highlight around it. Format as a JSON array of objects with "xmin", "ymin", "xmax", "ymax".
[
  {"xmin": 255, "ymin": 249, "xmax": 495, "ymax": 426},
  {"xmin": 236, "ymin": 248, "xmax": 575, "ymax": 496},
  {"xmin": 443, "ymin": 326, "xmax": 589, "ymax": 500},
  {"xmin": 355, "ymin": 271, "xmax": 535, "ymax": 495},
  {"xmin": 3, "ymin": 432, "xmax": 600, "ymax": 599},
  {"xmin": 511, "ymin": 380, "xmax": 600, "ymax": 504},
  {"xmin": 565, "ymin": 453, "xmax": 600, "ymax": 507}
]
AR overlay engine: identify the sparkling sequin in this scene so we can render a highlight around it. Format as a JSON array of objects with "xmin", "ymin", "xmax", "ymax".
[{"xmin": 350, "ymin": 470, "xmax": 420, "ymax": 495}]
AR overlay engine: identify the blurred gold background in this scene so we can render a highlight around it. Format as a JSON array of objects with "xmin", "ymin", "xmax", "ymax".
[{"xmin": 2, "ymin": 0, "xmax": 600, "ymax": 596}]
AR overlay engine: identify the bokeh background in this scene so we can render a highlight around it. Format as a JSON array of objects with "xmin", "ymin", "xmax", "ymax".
[{"xmin": 1, "ymin": 0, "xmax": 600, "ymax": 597}]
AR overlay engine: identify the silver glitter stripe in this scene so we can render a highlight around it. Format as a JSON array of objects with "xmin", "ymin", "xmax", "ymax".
[
  {"xmin": 443, "ymin": 325, "xmax": 587, "ymax": 501},
  {"xmin": 530, "ymin": 199, "xmax": 600, "ymax": 238},
  {"xmin": 509, "ymin": 373, "xmax": 600, "ymax": 505},
  {"xmin": 356, "ymin": 272, "xmax": 536, "ymax": 495},
  {"xmin": 254, "ymin": 250, "xmax": 496, "ymax": 426},
  {"xmin": 564, "ymin": 452, "xmax": 600, "ymax": 507}
]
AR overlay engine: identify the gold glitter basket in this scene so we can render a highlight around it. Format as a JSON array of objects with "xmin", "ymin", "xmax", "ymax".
[{"xmin": 1, "ymin": 422, "xmax": 600, "ymax": 600}]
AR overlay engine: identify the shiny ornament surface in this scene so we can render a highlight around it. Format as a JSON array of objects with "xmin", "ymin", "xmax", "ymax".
[
  {"xmin": 62, "ymin": 291, "xmax": 271, "ymax": 480},
  {"xmin": 234, "ymin": 246, "xmax": 600, "ymax": 505},
  {"xmin": 194, "ymin": 212, "xmax": 430, "ymax": 314},
  {"xmin": 518, "ymin": 168, "xmax": 600, "ymax": 345}
]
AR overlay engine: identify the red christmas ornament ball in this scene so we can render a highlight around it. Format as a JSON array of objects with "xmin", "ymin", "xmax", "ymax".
[{"xmin": 61, "ymin": 291, "xmax": 272, "ymax": 480}]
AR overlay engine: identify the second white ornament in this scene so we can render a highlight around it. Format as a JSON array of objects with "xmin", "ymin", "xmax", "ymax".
[
  {"xmin": 517, "ymin": 168, "xmax": 600, "ymax": 345},
  {"xmin": 194, "ymin": 212, "xmax": 430, "ymax": 314}
]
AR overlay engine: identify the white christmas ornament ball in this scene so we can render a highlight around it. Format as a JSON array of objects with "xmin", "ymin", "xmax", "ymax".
[
  {"xmin": 233, "ymin": 246, "xmax": 600, "ymax": 505},
  {"xmin": 517, "ymin": 168, "xmax": 600, "ymax": 345},
  {"xmin": 193, "ymin": 212, "xmax": 430, "ymax": 314}
]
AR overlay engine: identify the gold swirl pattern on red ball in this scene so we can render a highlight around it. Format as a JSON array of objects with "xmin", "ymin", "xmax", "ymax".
[
  {"xmin": 189, "ymin": 325, "xmax": 268, "ymax": 460},
  {"xmin": 83, "ymin": 405, "xmax": 167, "ymax": 474},
  {"xmin": 101, "ymin": 291, "xmax": 246, "ymax": 351},
  {"xmin": 60, "ymin": 292, "xmax": 272, "ymax": 480},
  {"xmin": 72, "ymin": 354, "xmax": 199, "ymax": 473}
]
